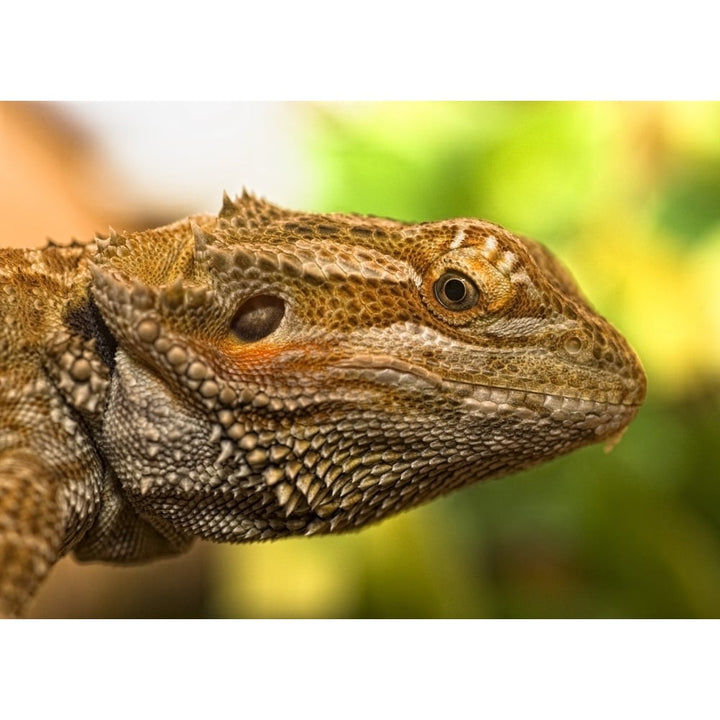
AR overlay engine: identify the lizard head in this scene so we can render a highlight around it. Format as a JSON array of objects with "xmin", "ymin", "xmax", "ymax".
[{"xmin": 90, "ymin": 192, "xmax": 646, "ymax": 542}]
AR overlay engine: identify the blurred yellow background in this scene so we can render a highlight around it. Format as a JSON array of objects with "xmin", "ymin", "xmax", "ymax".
[{"xmin": 3, "ymin": 102, "xmax": 719, "ymax": 617}]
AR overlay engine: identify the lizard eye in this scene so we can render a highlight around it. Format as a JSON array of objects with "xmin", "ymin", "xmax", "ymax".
[
  {"xmin": 231, "ymin": 294, "xmax": 285, "ymax": 342},
  {"xmin": 433, "ymin": 271, "xmax": 480, "ymax": 311}
]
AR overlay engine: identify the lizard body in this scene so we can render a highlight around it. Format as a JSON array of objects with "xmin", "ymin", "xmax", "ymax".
[{"xmin": 0, "ymin": 192, "xmax": 646, "ymax": 616}]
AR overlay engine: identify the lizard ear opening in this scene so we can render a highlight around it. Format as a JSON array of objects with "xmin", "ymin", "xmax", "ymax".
[{"xmin": 231, "ymin": 295, "xmax": 285, "ymax": 342}]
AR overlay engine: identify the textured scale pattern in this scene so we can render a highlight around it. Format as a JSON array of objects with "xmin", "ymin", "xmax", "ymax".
[{"xmin": 0, "ymin": 192, "xmax": 646, "ymax": 616}]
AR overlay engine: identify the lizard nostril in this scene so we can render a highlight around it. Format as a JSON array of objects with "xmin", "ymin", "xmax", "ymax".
[
  {"xmin": 231, "ymin": 294, "xmax": 285, "ymax": 342},
  {"xmin": 563, "ymin": 335, "xmax": 583, "ymax": 356}
]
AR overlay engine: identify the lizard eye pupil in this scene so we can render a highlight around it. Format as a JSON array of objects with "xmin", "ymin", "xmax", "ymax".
[
  {"xmin": 443, "ymin": 278, "xmax": 466, "ymax": 302},
  {"xmin": 434, "ymin": 272, "xmax": 479, "ymax": 311},
  {"xmin": 231, "ymin": 294, "xmax": 285, "ymax": 342}
]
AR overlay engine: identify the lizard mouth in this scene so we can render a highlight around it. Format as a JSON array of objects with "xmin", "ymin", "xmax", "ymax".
[
  {"xmin": 334, "ymin": 354, "xmax": 642, "ymax": 448},
  {"xmin": 334, "ymin": 354, "xmax": 643, "ymax": 409},
  {"xmin": 334, "ymin": 354, "xmax": 445, "ymax": 390}
]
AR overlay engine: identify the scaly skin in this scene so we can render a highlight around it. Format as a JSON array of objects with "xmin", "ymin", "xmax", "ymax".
[{"xmin": 0, "ymin": 192, "xmax": 646, "ymax": 616}]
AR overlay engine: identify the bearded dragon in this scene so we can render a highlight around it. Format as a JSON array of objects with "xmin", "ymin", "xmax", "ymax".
[{"xmin": 0, "ymin": 191, "xmax": 646, "ymax": 616}]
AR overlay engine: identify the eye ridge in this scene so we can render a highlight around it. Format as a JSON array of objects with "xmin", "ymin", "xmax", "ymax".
[
  {"xmin": 231, "ymin": 294, "xmax": 285, "ymax": 342},
  {"xmin": 433, "ymin": 271, "xmax": 479, "ymax": 311}
]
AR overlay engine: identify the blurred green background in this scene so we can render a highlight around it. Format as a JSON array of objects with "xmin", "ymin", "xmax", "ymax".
[{"xmin": 211, "ymin": 102, "xmax": 720, "ymax": 618}]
